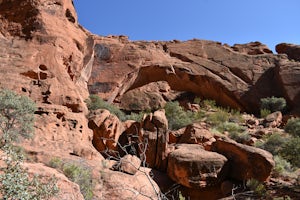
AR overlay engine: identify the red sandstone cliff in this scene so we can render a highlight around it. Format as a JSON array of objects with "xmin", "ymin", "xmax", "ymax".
[{"xmin": 0, "ymin": 0, "xmax": 299, "ymax": 199}]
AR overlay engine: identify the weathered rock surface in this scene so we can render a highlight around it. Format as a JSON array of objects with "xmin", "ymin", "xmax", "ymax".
[
  {"xmin": 264, "ymin": 111, "xmax": 283, "ymax": 128},
  {"xmin": 88, "ymin": 37, "xmax": 300, "ymax": 115},
  {"xmin": 117, "ymin": 154, "xmax": 141, "ymax": 175},
  {"xmin": 178, "ymin": 123, "xmax": 216, "ymax": 150},
  {"xmin": 276, "ymin": 43, "xmax": 300, "ymax": 62},
  {"xmin": 276, "ymin": 60, "xmax": 300, "ymax": 114},
  {"xmin": 212, "ymin": 138, "xmax": 275, "ymax": 181},
  {"xmin": 119, "ymin": 81, "xmax": 182, "ymax": 111},
  {"xmin": 88, "ymin": 109, "xmax": 124, "ymax": 155},
  {"xmin": 140, "ymin": 109, "xmax": 169, "ymax": 171},
  {"xmin": 0, "ymin": 0, "xmax": 102, "ymax": 165},
  {"xmin": 101, "ymin": 167, "xmax": 161, "ymax": 200},
  {"xmin": 167, "ymin": 144, "xmax": 228, "ymax": 188}
]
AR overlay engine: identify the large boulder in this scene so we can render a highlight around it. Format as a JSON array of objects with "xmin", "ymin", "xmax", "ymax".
[
  {"xmin": 167, "ymin": 144, "xmax": 228, "ymax": 188},
  {"xmin": 88, "ymin": 109, "xmax": 124, "ymax": 156},
  {"xmin": 212, "ymin": 138, "xmax": 275, "ymax": 181}
]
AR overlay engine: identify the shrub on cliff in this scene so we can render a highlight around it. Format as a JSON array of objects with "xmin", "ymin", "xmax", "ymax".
[
  {"xmin": 284, "ymin": 117, "xmax": 300, "ymax": 137},
  {"xmin": 86, "ymin": 95, "xmax": 126, "ymax": 120},
  {"xmin": 260, "ymin": 96, "xmax": 287, "ymax": 113},
  {"xmin": 0, "ymin": 89, "xmax": 58, "ymax": 199}
]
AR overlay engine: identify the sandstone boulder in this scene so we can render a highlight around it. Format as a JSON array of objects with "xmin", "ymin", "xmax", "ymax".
[
  {"xmin": 264, "ymin": 111, "xmax": 282, "ymax": 128},
  {"xmin": 212, "ymin": 138, "xmax": 275, "ymax": 181},
  {"xmin": 169, "ymin": 127, "xmax": 186, "ymax": 144},
  {"xmin": 167, "ymin": 144, "xmax": 228, "ymax": 188},
  {"xmin": 276, "ymin": 43, "xmax": 300, "ymax": 61},
  {"xmin": 88, "ymin": 109, "xmax": 124, "ymax": 156},
  {"xmin": 178, "ymin": 123, "xmax": 216, "ymax": 150},
  {"xmin": 117, "ymin": 154, "xmax": 141, "ymax": 175}
]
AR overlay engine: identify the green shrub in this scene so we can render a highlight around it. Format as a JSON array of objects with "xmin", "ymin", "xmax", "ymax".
[
  {"xmin": 260, "ymin": 108, "xmax": 271, "ymax": 118},
  {"xmin": 49, "ymin": 157, "xmax": 63, "ymax": 169},
  {"xmin": 62, "ymin": 163, "xmax": 94, "ymax": 200},
  {"xmin": 86, "ymin": 95, "xmax": 126, "ymax": 121},
  {"xmin": 201, "ymin": 99, "xmax": 217, "ymax": 110},
  {"xmin": 273, "ymin": 155, "xmax": 294, "ymax": 177},
  {"xmin": 164, "ymin": 101, "xmax": 192, "ymax": 130},
  {"xmin": 229, "ymin": 131, "xmax": 251, "ymax": 143},
  {"xmin": 280, "ymin": 137, "xmax": 300, "ymax": 168},
  {"xmin": 0, "ymin": 89, "xmax": 36, "ymax": 146},
  {"xmin": 0, "ymin": 89, "xmax": 58, "ymax": 199},
  {"xmin": 216, "ymin": 122, "xmax": 245, "ymax": 134},
  {"xmin": 246, "ymin": 178, "xmax": 267, "ymax": 197},
  {"xmin": 284, "ymin": 117, "xmax": 300, "ymax": 137},
  {"xmin": 0, "ymin": 162, "xmax": 58, "ymax": 200},
  {"xmin": 260, "ymin": 96, "xmax": 287, "ymax": 113},
  {"xmin": 255, "ymin": 133, "xmax": 286, "ymax": 155},
  {"xmin": 206, "ymin": 109, "xmax": 229, "ymax": 126}
]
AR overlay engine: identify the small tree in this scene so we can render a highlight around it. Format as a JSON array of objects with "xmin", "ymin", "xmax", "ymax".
[
  {"xmin": 0, "ymin": 89, "xmax": 58, "ymax": 199},
  {"xmin": 260, "ymin": 96, "xmax": 287, "ymax": 113}
]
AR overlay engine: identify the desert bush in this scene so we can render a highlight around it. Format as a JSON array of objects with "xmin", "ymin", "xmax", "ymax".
[
  {"xmin": 279, "ymin": 136, "xmax": 300, "ymax": 168},
  {"xmin": 62, "ymin": 163, "xmax": 94, "ymax": 200},
  {"xmin": 260, "ymin": 96, "xmax": 286, "ymax": 113},
  {"xmin": 0, "ymin": 89, "xmax": 58, "ymax": 199},
  {"xmin": 49, "ymin": 157, "xmax": 63, "ymax": 169},
  {"xmin": 273, "ymin": 155, "xmax": 294, "ymax": 178},
  {"xmin": 201, "ymin": 99, "xmax": 217, "ymax": 110},
  {"xmin": 246, "ymin": 178, "xmax": 267, "ymax": 197},
  {"xmin": 255, "ymin": 133, "xmax": 286, "ymax": 155},
  {"xmin": 260, "ymin": 108, "xmax": 271, "ymax": 118},
  {"xmin": 0, "ymin": 161, "xmax": 58, "ymax": 200},
  {"xmin": 164, "ymin": 101, "xmax": 193, "ymax": 130},
  {"xmin": 0, "ymin": 89, "xmax": 36, "ymax": 146},
  {"xmin": 216, "ymin": 122, "xmax": 245, "ymax": 134},
  {"xmin": 206, "ymin": 109, "xmax": 229, "ymax": 126},
  {"xmin": 284, "ymin": 117, "xmax": 300, "ymax": 137},
  {"xmin": 229, "ymin": 131, "xmax": 251, "ymax": 143}
]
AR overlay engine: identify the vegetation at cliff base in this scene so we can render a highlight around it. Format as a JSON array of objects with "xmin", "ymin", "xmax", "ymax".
[{"xmin": 0, "ymin": 89, "xmax": 58, "ymax": 199}]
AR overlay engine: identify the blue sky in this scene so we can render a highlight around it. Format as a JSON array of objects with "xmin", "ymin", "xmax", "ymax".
[{"xmin": 73, "ymin": 0, "xmax": 300, "ymax": 52}]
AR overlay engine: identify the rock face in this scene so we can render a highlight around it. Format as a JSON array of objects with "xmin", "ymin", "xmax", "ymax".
[
  {"xmin": 167, "ymin": 144, "xmax": 228, "ymax": 188},
  {"xmin": 88, "ymin": 37, "xmax": 300, "ymax": 115},
  {"xmin": 276, "ymin": 43, "xmax": 300, "ymax": 62}
]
